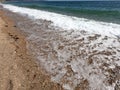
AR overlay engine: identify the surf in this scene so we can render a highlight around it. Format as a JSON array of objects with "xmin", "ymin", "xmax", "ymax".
[{"xmin": 2, "ymin": 4, "xmax": 120, "ymax": 38}]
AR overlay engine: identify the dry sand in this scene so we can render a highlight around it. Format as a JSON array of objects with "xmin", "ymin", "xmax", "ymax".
[{"xmin": 0, "ymin": 10, "xmax": 63, "ymax": 90}]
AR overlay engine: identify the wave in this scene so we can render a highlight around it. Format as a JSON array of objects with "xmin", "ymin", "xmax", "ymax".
[
  {"xmin": 12, "ymin": 3, "xmax": 120, "ymax": 24},
  {"xmin": 2, "ymin": 4, "xmax": 120, "ymax": 37}
]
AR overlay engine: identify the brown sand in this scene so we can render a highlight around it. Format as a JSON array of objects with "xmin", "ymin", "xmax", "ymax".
[{"xmin": 0, "ymin": 10, "xmax": 63, "ymax": 90}]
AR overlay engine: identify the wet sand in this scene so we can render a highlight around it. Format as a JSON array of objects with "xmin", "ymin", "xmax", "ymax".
[{"xmin": 0, "ymin": 9, "xmax": 63, "ymax": 90}]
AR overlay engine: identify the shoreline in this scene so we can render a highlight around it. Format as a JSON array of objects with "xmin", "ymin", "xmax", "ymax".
[
  {"xmin": 1, "ymin": 5, "xmax": 120, "ymax": 90},
  {"xmin": 0, "ymin": 8, "xmax": 63, "ymax": 90},
  {"xmin": 3, "ymin": 4, "xmax": 120, "ymax": 37}
]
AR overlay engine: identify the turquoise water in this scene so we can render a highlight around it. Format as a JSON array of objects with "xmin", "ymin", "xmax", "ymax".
[{"xmin": 5, "ymin": 1, "xmax": 120, "ymax": 24}]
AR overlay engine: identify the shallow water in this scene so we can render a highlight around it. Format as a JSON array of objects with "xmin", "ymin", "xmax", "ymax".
[
  {"xmin": 5, "ymin": 1, "xmax": 120, "ymax": 24},
  {"xmin": 3, "ymin": 4, "xmax": 120, "ymax": 38}
]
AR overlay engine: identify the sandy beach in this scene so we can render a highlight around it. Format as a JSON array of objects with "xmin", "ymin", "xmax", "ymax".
[
  {"xmin": 0, "ymin": 3, "xmax": 120, "ymax": 90},
  {"xmin": 0, "ymin": 9, "xmax": 63, "ymax": 90}
]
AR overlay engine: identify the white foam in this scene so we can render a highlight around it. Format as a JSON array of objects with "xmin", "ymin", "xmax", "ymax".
[{"xmin": 2, "ymin": 4, "xmax": 120, "ymax": 37}]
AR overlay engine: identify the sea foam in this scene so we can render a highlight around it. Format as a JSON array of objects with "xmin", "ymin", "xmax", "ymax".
[{"xmin": 2, "ymin": 4, "xmax": 120, "ymax": 37}]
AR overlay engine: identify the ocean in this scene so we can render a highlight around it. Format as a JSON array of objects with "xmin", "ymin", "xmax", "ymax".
[
  {"xmin": 5, "ymin": 1, "xmax": 120, "ymax": 24},
  {"xmin": 3, "ymin": 1, "xmax": 120, "ymax": 37}
]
